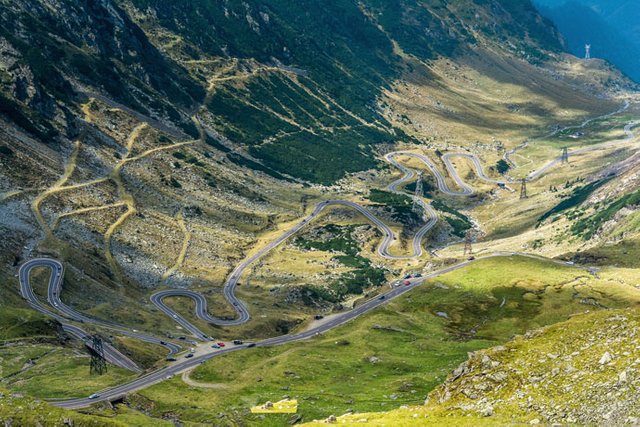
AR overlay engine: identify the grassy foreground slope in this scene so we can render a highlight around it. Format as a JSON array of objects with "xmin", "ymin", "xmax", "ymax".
[
  {"xmin": 0, "ymin": 387, "xmax": 122, "ymax": 426},
  {"xmin": 103, "ymin": 256, "xmax": 640, "ymax": 425},
  {"xmin": 311, "ymin": 308, "xmax": 640, "ymax": 425}
]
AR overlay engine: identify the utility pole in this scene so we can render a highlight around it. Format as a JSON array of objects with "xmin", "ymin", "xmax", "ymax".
[
  {"xmin": 561, "ymin": 147, "xmax": 569, "ymax": 164},
  {"xmin": 463, "ymin": 230, "xmax": 473, "ymax": 256},
  {"xmin": 585, "ymin": 44, "xmax": 591, "ymax": 60},
  {"xmin": 412, "ymin": 172, "xmax": 423, "ymax": 217},
  {"xmin": 89, "ymin": 335, "xmax": 107, "ymax": 375},
  {"xmin": 520, "ymin": 178, "xmax": 528, "ymax": 200}
]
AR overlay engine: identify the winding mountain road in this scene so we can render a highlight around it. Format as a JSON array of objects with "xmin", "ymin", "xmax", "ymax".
[
  {"xmin": 19, "ymin": 258, "xmax": 181, "ymax": 372},
  {"xmin": 17, "ymin": 101, "xmax": 639, "ymax": 409},
  {"xmin": 52, "ymin": 251, "xmax": 558, "ymax": 410}
]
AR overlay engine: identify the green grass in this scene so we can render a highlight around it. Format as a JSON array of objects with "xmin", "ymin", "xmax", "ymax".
[
  {"xmin": 294, "ymin": 224, "xmax": 388, "ymax": 300},
  {"xmin": 0, "ymin": 387, "xmax": 124, "ymax": 426},
  {"xmin": 367, "ymin": 189, "xmax": 419, "ymax": 223},
  {"xmin": 432, "ymin": 200, "xmax": 473, "ymax": 237},
  {"xmin": 309, "ymin": 309, "xmax": 640, "ymax": 425},
  {"xmin": 561, "ymin": 238, "xmax": 640, "ymax": 268},
  {"xmin": 124, "ymin": 256, "xmax": 640, "ymax": 425},
  {"xmin": 420, "ymin": 308, "xmax": 640, "ymax": 424},
  {"xmin": 571, "ymin": 188, "xmax": 640, "ymax": 239},
  {"xmin": 537, "ymin": 178, "xmax": 610, "ymax": 224},
  {"xmin": 0, "ymin": 308, "xmax": 60, "ymax": 341},
  {"xmin": 0, "ymin": 343, "xmax": 136, "ymax": 399}
]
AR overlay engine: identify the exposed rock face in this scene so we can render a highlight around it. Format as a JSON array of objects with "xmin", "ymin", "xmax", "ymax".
[{"xmin": 425, "ymin": 310, "xmax": 640, "ymax": 425}]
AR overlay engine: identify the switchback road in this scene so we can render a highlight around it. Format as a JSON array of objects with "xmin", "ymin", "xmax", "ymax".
[{"xmin": 17, "ymin": 102, "xmax": 638, "ymax": 408}]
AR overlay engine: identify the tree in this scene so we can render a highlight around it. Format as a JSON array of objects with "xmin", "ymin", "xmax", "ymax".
[{"xmin": 496, "ymin": 159, "xmax": 510, "ymax": 174}]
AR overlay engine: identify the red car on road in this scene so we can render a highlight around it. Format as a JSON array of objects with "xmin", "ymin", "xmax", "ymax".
[
  {"xmin": 217, "ymin": 342, "xmax": 225, "ymax": 347},
  {"xmin": 403, "ymin": 280, "xmax": 411, "ymax": 286}
]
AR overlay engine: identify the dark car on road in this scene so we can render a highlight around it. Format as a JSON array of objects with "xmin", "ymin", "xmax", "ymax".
[
  {"xmin": 185, "ymin": 353, "xmax": 194, "ymax": 358},
  {"xmin": 233, "ymin": 340, "xmax": 243, "ymax": 345}
]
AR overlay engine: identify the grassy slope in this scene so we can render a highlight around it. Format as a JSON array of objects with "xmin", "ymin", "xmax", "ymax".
[
  {"xmin": 0, "ymin": 343, "xmax": 136, "ymax": 399},
  {"xmin": 112, "ymin": 256, "xmax": 640, "ymax": 425},
  {"xmin": 0, "ymin": 387, "xmax": 125, "ymax": 426},
  {"xmin": 322, "ymin": 308, "xmax": 640, "ymax": 425}
]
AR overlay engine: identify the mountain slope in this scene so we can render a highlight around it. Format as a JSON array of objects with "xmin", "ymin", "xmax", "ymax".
[
  {"xmin": 1, "ymin": 1, "xmax": 640, "ymax": 423},
  {"xmin": 534, "ymin": 0, "xmax": 640, "ymax": 82},
  {"xmin": 1, "ymin": 0, "xmax": 570, "ymax": 184}
]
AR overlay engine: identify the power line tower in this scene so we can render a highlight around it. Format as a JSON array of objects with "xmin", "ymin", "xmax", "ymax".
[
  {"xmin": 520, "ymin": 178, "xmax": 528, "ymax": 200},
  {"xmin": 561, "ymin": 147, "xmax": 569, "ymax": 164},
  {"xmin": 463, "ymin": 230, "xmax": 473, "ymax": 256},
  {"xmin": 89, "ymin": 335, "xmax": 107, "ymax": 375},
  {"xmin": 585, "ymin": 44, "xmax": 591, "ymax": 60},
  {"xmin": 412, "ymin": 172, "xmax": 423, "ymax": 216}
]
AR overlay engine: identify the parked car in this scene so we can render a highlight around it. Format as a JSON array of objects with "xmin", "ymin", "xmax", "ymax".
[
  {"xmin": 217, "ymin": 342, "xmax": 225, "ymax": 347},
  {"xmin": 185, "ymin": 353, "xmax": 194, "ymax": 358},
  {"xmin": 211, "ymin": 344, "xmax": 220, "ymax": 349},
  {"xmin": 403, "ymin": 280, "xmax": 411, "ymax": 286},
  {"xmin": 166, "ymin": 357, "xmax": 177, "ymax": 361},
  {"xmin": 233, "ymin": 340, "xmax": 243, "ymax": 345},
  {"xmin": 314, "ymin": 314, "xmax": 324, "ymax": 320}
]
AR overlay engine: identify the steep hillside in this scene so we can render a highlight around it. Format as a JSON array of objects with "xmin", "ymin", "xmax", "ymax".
[
  {"xmin": 534, "ymin": 0, "xmax": 640, "ymax": 82},
  {"xmin": 2, "ymin": 0, "xmax": 640, "ymax": 423},
  {"xmin": 0, "ymin": 0, "xmax": 585, "ymax": 184},
  {"xmin": 302, "ymin": 308, "xmax": 640, "ymax": 426}
]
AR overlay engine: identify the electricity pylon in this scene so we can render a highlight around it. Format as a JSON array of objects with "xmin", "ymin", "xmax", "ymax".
[
  {"xmin": 463, "ymin": 230, "xmax": 473, "ymax": 256},
  {"xmin": 520, "ymin": 178, "xmax": 528, "ymax": 200},
  {"xmin": 412, "ymin": 172, "xmax": 423, "ymax": 216},
  {"xmin": 89, "ymin": 335, "xmax": 107, "ymax": 375}
]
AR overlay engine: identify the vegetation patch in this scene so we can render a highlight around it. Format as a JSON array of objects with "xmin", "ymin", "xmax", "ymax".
[
  {"xmin": 537, "ymin": 178, "xmax": 610, "ymax": 224},
  {"xmin": 571, "ymin": 188, "xmax": 640, "ymax": 239},
  {"xmin": 495, "ymin": 159, "xmax": 510, "ymax": 174},
  {"xmin": 432, "ymin": 200, "xmax": 473, "ymax": 237},
  {"xmin": 0, "ymin": 387, "xmax": 122, "ymax": 426},
  {"xmin": 226, "ymin": 152, "xmax": 291, "ymax": 181},
  {"xmin": 367, "ymin": 189, "xmax": 420, "ymax": 223},
  {"xmin": 295, "ymin": 224, "xmax": 387, "ymax": 301},
  {"xmin": 404, "ymin": 176, "xmax": 436, "ymax": 197},
  {"xmin": 130, "ymin": 257, "xmax": 640, "ymax": 425}
]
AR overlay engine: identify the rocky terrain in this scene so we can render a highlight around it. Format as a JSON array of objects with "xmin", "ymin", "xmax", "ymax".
[{"xmin": 2, "ymin": 0, "xmax": 640, "ymax": 425}]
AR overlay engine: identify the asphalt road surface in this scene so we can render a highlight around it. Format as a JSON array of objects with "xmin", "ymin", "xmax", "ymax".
[
  {"xmin": 19, "ymin": 258, "xmax": 181, "ymax": 371},
  {"xmin": 17, "ymin": 106, "xmax": 638, "ymax": 408},
  {"xmin": 53, "ymin": 251, "xmax": 554, "ymax": 409}
]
